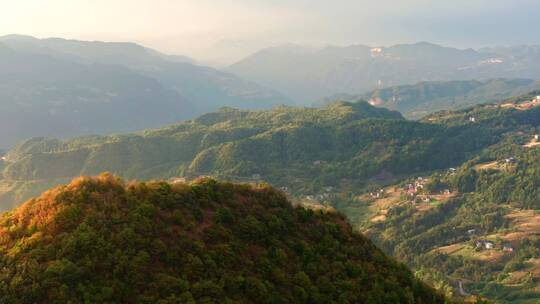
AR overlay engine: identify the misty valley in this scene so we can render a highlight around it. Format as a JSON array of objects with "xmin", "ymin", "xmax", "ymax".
[{"xmin": 2, "ymin": 3, "xmax": 540, "ymax": 302}]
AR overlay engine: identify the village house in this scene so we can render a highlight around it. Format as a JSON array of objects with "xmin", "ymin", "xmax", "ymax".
[
  {"xmin": 316, "ymin": 194, "xmax": 331, "ymax": 201},
  {"xmin": 279, "ymin": 186, "xmax": 289, "ymax": 193},
  {"xmin": 476, "ymin": 240, "xmax": 495, "ymax": 250},
  {"xmin": 467, "ymin": 229, "xmax": 476, "ymax": 235},
  {"xmin": 420, "ymin": 195, "xmax": 431, "ymax": 203},
  {"xmin": 469, "ymin": 116, "xmax": 476, "ymax": 123},
  {"xmin": 505, "ymin": 157, "xmax": 516, "ymax": 164},
  {"xmin": 370, "ymin": 190, "xmax": 383, "ymax": 199},
  {"xmin": 503, "ymin": 245, "xmax": 514, "ymax": 252},
  {"xmin": 169, "ymin": 177, "xmax": 186, "ymax": 184},
  {"xmin": 0, "ymin": 156, "xmax": 6, "ymax": 162},
  {"xmin": 534, "ymin": 134, "xmax": 539, "ymax": 141}
]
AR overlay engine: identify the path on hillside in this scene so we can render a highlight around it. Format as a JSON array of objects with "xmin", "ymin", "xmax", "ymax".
[{"xmin": 458, "ymin": 281, "xmax": 470, "ymax": 296}]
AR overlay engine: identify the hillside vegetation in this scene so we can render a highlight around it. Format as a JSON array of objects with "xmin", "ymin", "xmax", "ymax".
[
  {"xmin": 0, "ymin": 174, "xmax": 444, "ymax": 303},
  {"xmin": 344, "ymin": 99, "xmax": 540, "ymax": 302},
  {"xmin": 1, "ymin": 92, "xmax": 540, "ymax": 302},
  {"xmin": 0, "ymin": 100, "xmax": 508, "ymax": 210}
]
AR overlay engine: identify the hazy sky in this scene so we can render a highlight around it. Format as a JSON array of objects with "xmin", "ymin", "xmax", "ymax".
[{"xmin": 1, "ymin": 0, "xmax": 539, "ymax": 64}]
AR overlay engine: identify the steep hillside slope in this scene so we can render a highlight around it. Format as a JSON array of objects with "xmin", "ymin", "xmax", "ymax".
[
  {"xmin": 359, "ymin": 143, "xmax": 540, "ymax": 303},
  {"xmin": 329, "ymin": 97, "xmax": 540, "ymax": 302},
  {"xmin": 227, "ymin": 42, "xmax": 540, "ymax": 104},
  {"xmin": 0, "ymin": 175, "xmax": 444, "ymax": 303}
]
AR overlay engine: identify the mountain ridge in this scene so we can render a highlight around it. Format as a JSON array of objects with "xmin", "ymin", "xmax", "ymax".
[
  {"xmin": 0, "ymin": 174, "xmax": 445, "ymax": 303},
  {"xmin": 0, "ymin": 35, "xmax": 289, "ymax": 149},
  {"xmin": 226, "ymin": 42, "xmax": 540, "ymax": 104}
]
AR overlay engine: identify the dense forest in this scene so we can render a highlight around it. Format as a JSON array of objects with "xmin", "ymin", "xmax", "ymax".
[
  {"xmin": 3, "ymin": 98, "xmax": 537, "ymax": 211},
  {"xmin": 1, "ymin": 92, "xmax": 539, "ymax": 302},
  {"xmin": 0, "ymin": 174, "xmax": 444, "ymax": 303}
]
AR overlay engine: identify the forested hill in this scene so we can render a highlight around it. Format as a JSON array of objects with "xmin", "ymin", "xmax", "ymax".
[
  {"xmin": 333, "ymin": 94, "xmax": 540, "ymax": 302},
  {"xmin": 2, "ymin": 97, "xmax": 540, "ymax": 211},
  {"xmin": 360, "ymin": 139, "xmax": 540, "ymax": 302},
  {"xmin": 0, "ymin": 174, "xmax": 444, "ymax": 303}
]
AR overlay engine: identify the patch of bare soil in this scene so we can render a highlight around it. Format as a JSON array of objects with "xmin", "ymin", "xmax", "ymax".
[{"xmin": 503, "ymin": 210, "xmax": 540, "ymax": 242}]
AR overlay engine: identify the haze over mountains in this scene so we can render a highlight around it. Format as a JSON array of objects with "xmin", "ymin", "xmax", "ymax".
[
  {"xmin": 1, "ymin": 91, "xmax": 540, "ymax": 302},
  {"xmin": 328, "ymin": 78, "xmax": 540, "ymax": 119},
  {"xmin": 4, "ymin": 35, "xmax": 540, "ymax": 149},
  {"xmin": 4, "ymin": 1, "xmax": 540, "ymax": 303},
  {"xmin": 226, "ymin": 42, "xmax": 540, "ymax": 104},
  {"xmin": 0, "ymin": 35, "xmax": 288, "ymax": 148}
]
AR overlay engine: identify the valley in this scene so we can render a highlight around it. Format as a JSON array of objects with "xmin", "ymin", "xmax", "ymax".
[
  {"xmin": 1, "ymin": 92, "xmax": 539, "ymax": 302},
  {"xmin": 4, "ymin": 2, "xmax": 540, "ymax": 303}
]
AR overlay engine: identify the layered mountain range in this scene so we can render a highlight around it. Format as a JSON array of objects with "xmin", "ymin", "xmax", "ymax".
[
  {"xmin": 227, "ymin": 42, "xmax": 540, "ymax": 104},
  {"xmin": 0, "ymin": 35, "xmax": 288, "ymax": 148}
]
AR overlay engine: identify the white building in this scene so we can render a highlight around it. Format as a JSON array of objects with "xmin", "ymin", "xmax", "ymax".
[{"xmin": 170, "ymin": 177, "xmax": 186, "ymax": 184}]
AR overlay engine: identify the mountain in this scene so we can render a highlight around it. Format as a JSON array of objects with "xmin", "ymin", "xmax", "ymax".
[
  {"xmin": 0, "ymin": 174, "xmax": 444, "ymax": 303},
  {"xmin": 330, "ymin": 79, "xmax": 540, "ymax": 119},
  {"xmin": 1, "ymin": 92, "xmax": 539, "ymax": 301},
  {"xmin": 0, "ymin": 101, "xmax": 407, "ymax": 209},
  {"xmin": 3, "ymin": 97, "xmax": 536, "ymax": 212},
  {"xmin": 0, "ymin": 43, "xmax": 195, "ymax": 148},
  {"xmin": 0, "ymin": 35, "xmax": 289, "ymax": 148},
  {"xmin": 226, "ymin": 42, "xmax": 540, "ymax": 104},
  {"xmin": 331, "ymin": 96, "xmax": 540, "ymax": 302},
  {"xmin": 360, "ymin": 138, "xmax": 540, "ymax": 303}
]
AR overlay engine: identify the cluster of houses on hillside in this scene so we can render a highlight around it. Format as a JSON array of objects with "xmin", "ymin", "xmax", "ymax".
[
  {"xmin": 504, "ymin": 157, "xmax": 516, "ymax": 164},
  {"xmin": 405, "ymin": 177, "xmax": 429, "ymax": 197},
  {"xmin": 305, "ymin": 186, "xmax": 335, "ymax": 202},
  {"xmin": 369, "ymin": 189, "xmax": 385, "ymax": 199},
  {"xmin": 475, "ymin": 239, "xmax": 514, "ymax": 252},
  {"xmin": 469, "ymin": 229, "xmax": 514, "ymax": 252},
  {"xmin": 475, "ymin": 240, "xmax": 495, "ymax": 250}
]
